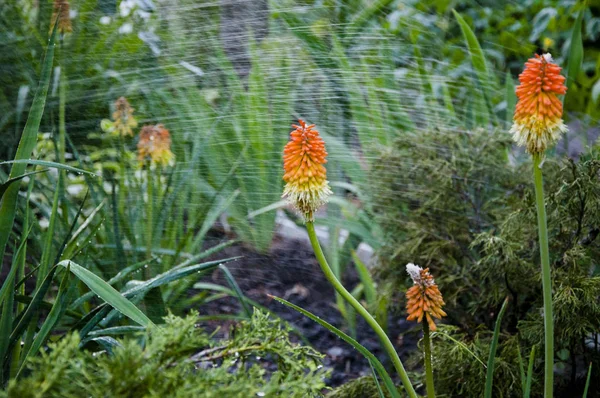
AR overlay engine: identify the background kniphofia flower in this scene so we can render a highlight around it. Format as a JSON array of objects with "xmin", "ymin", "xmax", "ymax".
[
  {"xmin": 137, "ymin": 124, "xmax": 174, "ymax": 167},
  {"xmin": 52, "ymin": 0, "xmax": 73, "ymax": 33},
  {"xmin": 282, "ymin": 119, "xmax": 332, "ymax": 221},
  {"xmin": 112, "ymin": 97, "xmax": 137, "ymax": 137},
  {"xmin": 510, "ymin": 53, "xmax": 567, "ymax": 154},
  {"xmin": 406, "ymin": 263, "xmax": 446, "ymax": 331}
]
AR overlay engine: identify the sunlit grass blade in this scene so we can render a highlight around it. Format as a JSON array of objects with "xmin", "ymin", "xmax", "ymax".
[
  {"xmin": 484, "ymin": 297, "xmax": 509, "ymax": 398},
  {"xmin": 0, "ymin": 19, "xmax": 57, "ymax": 266},
  {"xmin": 452, "ymin": 10, "xmax": 491, "ymax": 86},
  {"xmin": 270, "ymin": 295, "xmax": 401, "ymax": 398},
  {"xmin": 58, "ymin": 260, "xmax": 154, "ymax": 327},
  {"xmin": 565, "ymin": 9, "xmax": 584, "ymax": 92},
  {"xmin": 582, "ymin": 362, "xmax": 592, "ymax": 398}
]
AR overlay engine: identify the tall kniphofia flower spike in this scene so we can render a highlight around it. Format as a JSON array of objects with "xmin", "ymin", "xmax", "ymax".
[
  {"xmin": 137, "ymin": 124, "xmax": 175, "ymax": 167},
  {"xmin": 52, "ymin": 0, "xmax": 73, "ymax": 34},
  {"xmin": 406, "ymin": 263, "xmax": 446, "ymax": 331},
  {"xmin": 510, "ymin": 53, "xmax": 568, "ymax": 154},
  {"xmin": 112, "ymin": 97, "xmax": 138, "ymax": 137},
  {"xmin": 282, "ymin": 119, "xmax": 332, "ymax": 221}
]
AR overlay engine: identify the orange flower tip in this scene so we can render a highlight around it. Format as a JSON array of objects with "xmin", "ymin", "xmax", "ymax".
[
  {"xmin": 511, "ymin": 53, "xmax": 568, "ymax": 154},
  {"xmin": 282, "ymin": 119, "xmax": 332, "ymax": 221}
]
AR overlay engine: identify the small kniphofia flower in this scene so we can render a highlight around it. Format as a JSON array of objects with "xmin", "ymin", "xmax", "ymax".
[
  {"xmin": 137, "ymin": 124, "xmax": 175, "ymax": 167},
  {"xmin": 510, "ymin": 53, "xmax": 568, "ymax": 154},
  {"xmin": 282, "ymin": 119, "xmax": 332, "ymax": 221},
  {"xmin": 52, "ymin": 0, "xmax": 73, "ymax": 34},
  {"xmin": 112, "ymin": 97, "xmax": 137, "ymax": 137},
  {"xmin": 406, "ymin": 263, "xmax": 446, "ymax": 331}
]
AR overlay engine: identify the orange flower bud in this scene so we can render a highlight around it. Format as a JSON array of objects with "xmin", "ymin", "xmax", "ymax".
[
  {"xmin": 282, "ymin": 120, "xmax": 332, "ymax": 221},
  {"xmin": 406, "ymin": 263, "xmax": 446, "ymax": 331},
  {"xmin": 52, "ymin": 0, "xmax": 72, "ymax": 34},
  {"xmin": 510, "ymin": 54, "xmax": 568, "ymax": 154},
  {"xmin": 137, "ymin": 124, "xmax": 175, "ymax": 167},
  {"xmin": 112, "ymin": 97, "xmax": 137, "ymax": 137}
]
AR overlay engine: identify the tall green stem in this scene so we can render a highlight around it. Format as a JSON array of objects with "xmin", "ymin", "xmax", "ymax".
[
  {"xmin": 145, "ymin": 165, "xmax": 154, "ymax": 279},
  {"xmin": 306, "ymin": 222, "xmax": 417, "ymax": 398},
  {"xmin": 533, "ymin": 153, "xmax": 553, "ymax": 398},
  {"xmin": 422, "ymin": 321, "xmax": 435, "ymax": 398}
]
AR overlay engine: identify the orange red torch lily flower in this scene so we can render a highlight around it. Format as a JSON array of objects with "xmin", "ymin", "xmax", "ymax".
[
  {"xmin": 282, "ymin": 119, "xmax": 332, "ymax": 221},
  {"xmin": 510, "ymin": 53, "xmax": 568, "ymax": 154}
]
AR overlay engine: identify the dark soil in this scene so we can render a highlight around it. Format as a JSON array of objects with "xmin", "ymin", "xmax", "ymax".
[{"xmin": 196, "ymin": 233, "xmax": 419, "ymax": 388}]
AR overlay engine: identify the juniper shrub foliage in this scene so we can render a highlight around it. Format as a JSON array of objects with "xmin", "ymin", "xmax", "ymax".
[
  {"xmin": 368, "ymin": 128, "xmax": 600, "ymax": 396},
  {"xmin": 3, "ymin": 310, "xmax": 328, "ymax": 398}
]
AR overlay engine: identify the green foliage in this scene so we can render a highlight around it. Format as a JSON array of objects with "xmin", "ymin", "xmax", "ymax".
[
  {"xmin": 369, "ymin": 127, "xmax": 600, "ymax": 395},
  {"xmin": 328, "ymin": 376, "xmax": 387, "ymax": 398},
  {"xmin": 430, "ymin": 325, "xmax": 523, "ymax": 398},
  {"xmin": 2, "ymin": 310, "xmax": 328, "ymax": 398}
]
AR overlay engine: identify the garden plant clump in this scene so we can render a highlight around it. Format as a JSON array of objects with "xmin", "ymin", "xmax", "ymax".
[{"xmin": 1, "ymin": 0, "xmax": 600, "ymax": 397}]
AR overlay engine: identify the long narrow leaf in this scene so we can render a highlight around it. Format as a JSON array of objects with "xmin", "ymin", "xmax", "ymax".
[
  {"xmin": 0, "ymin": 20, "xmax": 57, "ymax": 267},
  {"xmin": 484, "ymin": 297, "xmax": 509, "ymax": 398},
  {"xmin": 16, "ymin": 267, "xmax": 74, "ymax": 377},
  {"xmin": 58, "ymin": 260, "xmax": 153, "ymax": 327},
  {"xmin": 0, "ymin": 170, "xmax": 48, "ymax": 200},
  {"xmin": 582, "ymin": 362, "xmax": 592, "ymax": 398},
  {"xmin": 565, "ymin": 10, "xmax": 584, "ymax": 91},
  {"xmin": 524, "ymin": 345, "xmax": 535, "ymax": 398},
  {"xmin": 271, "ymin": 295, "xmax": 400, "ymax": 398},
  {"xmin": 0, "ymin": 160, "xmax": 97, "ymax": 177},
  {"xmin": 218, "ymin": 264, "xmax": 251, "ymax": 318}
]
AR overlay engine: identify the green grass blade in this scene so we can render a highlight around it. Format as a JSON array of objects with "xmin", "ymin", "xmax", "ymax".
[
  {"xmin": 452, "ymin": 10, "xmax": 491, "ymax": 86},
  {"xmin": 7, "ymin": 266, "xmax": 58, "ymax": 361},
  {"xmin": 517, "ymin": 344, "xmax": 526, "ymax": 395},
  {"xmin": 0, "ymin": 170, "xmax": 48, "ymax": 200},
  {"xmin": 58, "ymin": 260, "xmax": 154, "ymax": 327},
  {"xmin": 122, "ymin": 257, "xmax": 241, "ymax": 299},
  {"xmin": 485, "ymin": 297, "xmax": 509, "ymax": 398},
  {"xmin": 347, "ymin": 0, "xmax": 394, "ymax": 35},
  {"xmin": 505, "ymin": 71, "xmax": 517, "ymax": 126},
  {"xmin": 271, "ymin": 295, "xmax": 401, "ymax": 398},
  {"xmin": 565, "ymin": 10, "xmax": 584, "ymax": 92},
  {"xmin": 524, "ymin": 345, "xmax": 535, "ymax": 398},
  {"xmin": 433, "ymin": 331, "xmax": 486, "ymax": 368},
  {"xmin": 582, "ymin": 362, "xmax": 592, "ymax": 398},
  {"xmin": 218, "ymin": 264, "xmax": 251, "ymax": 318},
  {"xmin": 0, "ymin": 20, "xmax": 57, "ymax": 266},
  {"xmin": 0, "ymin": 160, "xmax": 97, "ymax": 177},
  {"xmin": 350, "ymin": 251, "xmax": 376, "ymax": 307},
  {"xmin": 16, "ymin": 266, "xmax": 74, "ymax": 377},
  {"xmin": 369, "ymin": 360, "xmax": 386, "ymax": 398}
]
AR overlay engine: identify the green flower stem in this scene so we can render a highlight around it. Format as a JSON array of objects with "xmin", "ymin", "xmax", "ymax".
[
  {"xmin": 532, "ymin": 153, "xmax": 554, "ymax": 398},
  {"xmin": 422, "ymin": 321, "xmax": 435, "ymax": 398},
  {"xmin": 306, "ymin": 221, "xmax": 417, "ymax": 398},
  {"xmin": 145, "ymin": 165, "xmax": 154, "ymax": 279}
]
